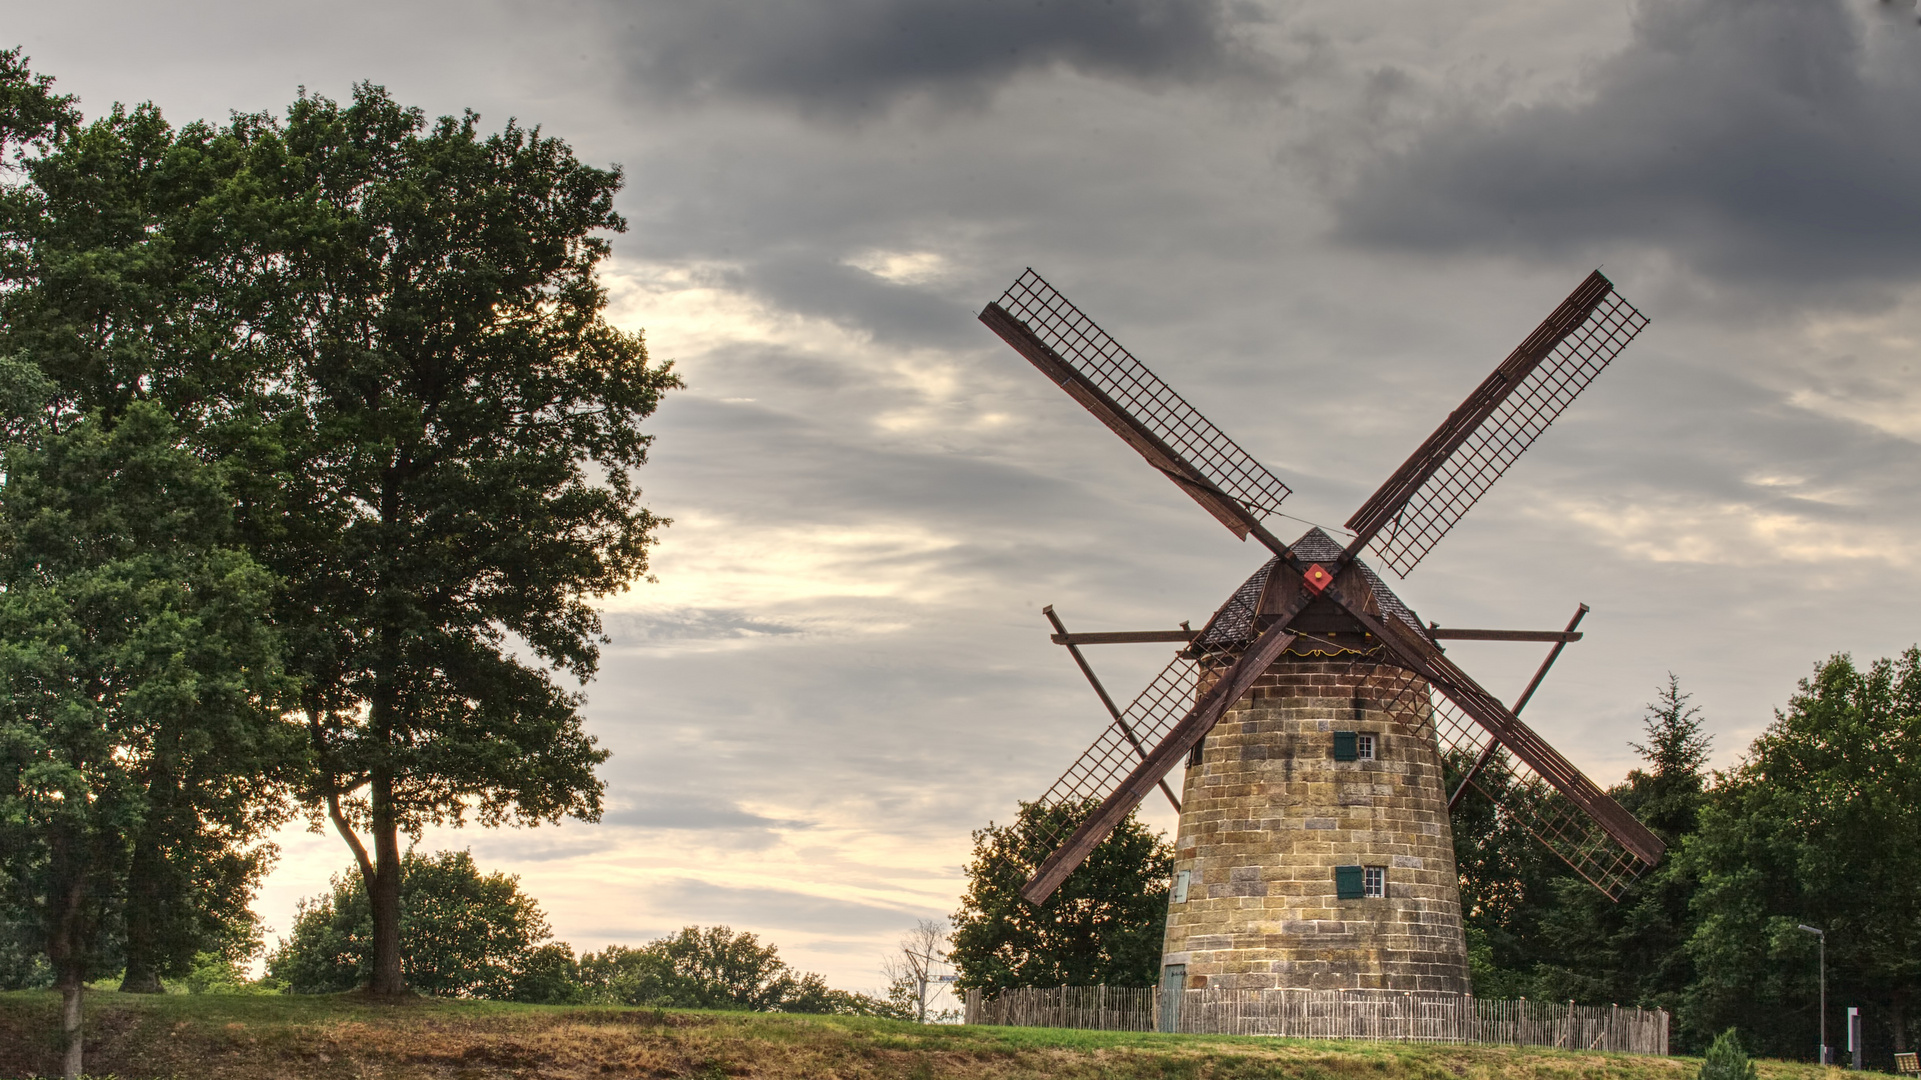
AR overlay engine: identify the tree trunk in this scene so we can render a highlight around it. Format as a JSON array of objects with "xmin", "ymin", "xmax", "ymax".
[
  {"xmin": 47, "ymin": 840, "xmax": 87, "ymax": 1080},
  {"xmin": 60, "ymin": 977, "xmax": 83, "ymax": 1080},
  {"xmin": 119, "ymin": 826, "xmax": 168, "ymax": 994},
  {"xmin": 365, "ymin": 768, "xmax": 408, "ymax": 996}
]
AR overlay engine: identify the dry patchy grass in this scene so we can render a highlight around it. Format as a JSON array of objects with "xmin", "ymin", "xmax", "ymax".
[{"xmin": 0, "ymin": 991, "xmax": 1848, "ymax": 1080}]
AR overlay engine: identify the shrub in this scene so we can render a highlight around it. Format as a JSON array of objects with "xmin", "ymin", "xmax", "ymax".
[{"xmin": 1699, "ymin": 1028, "xmax": 1758, "ymax": 1080}]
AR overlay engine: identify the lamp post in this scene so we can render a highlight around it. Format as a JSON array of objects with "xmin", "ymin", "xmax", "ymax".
[{"xmin": 1798, "ymin": 924, "xmax": 1826, "ymax": 1064}]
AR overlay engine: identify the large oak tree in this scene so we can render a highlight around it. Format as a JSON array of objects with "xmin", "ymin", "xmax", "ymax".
[{"xmin": 228, "ymin": 85, "xmax": 676, "ymax": 995}]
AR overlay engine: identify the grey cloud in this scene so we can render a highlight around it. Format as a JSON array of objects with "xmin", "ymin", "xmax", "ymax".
[
  {"xmin": 1333, "ymin": 0, "xmax": 1921, "ymax": 287},
  {"xmin": 611, "ymin": 0, "xmax": 1267, "ymax": 116},
  {"xmin": 601, "ymin": 608, "xmax": 804, "ymax": 645},
  {"xmin": 582, "ymin": 878, "xmax": 934, "ymax": 941},
  {"xmin": 635, "ymin": 878, "xmax": 934, "ymax": 935},
  {"xmin": 747, "ymin": 255, "xmax": 983, "ymax": 349},
  {"xmin": 602, "ymin": 792, "xmax": 812, "ymax": 832}
]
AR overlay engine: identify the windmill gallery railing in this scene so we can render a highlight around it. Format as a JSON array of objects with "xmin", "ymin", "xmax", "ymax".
[{"xmin": 963, "ymin": 986, "xmax": 1668, "ymax": 1055}]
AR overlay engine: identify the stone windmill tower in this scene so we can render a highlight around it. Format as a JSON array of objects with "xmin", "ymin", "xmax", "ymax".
[{"xmin": 979, "ymin": 269, "xmax": 1664, "ymax": 999}]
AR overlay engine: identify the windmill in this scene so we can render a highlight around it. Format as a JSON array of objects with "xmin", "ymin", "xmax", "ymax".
[{"xmin": 979, "ymin": 268, "xmax": 1660, "ymax": 995}]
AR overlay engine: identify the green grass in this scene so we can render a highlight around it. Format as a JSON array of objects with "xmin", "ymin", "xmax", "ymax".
[{"xmin": 0, "ymin": 990, "xmax": 1851, "ymax": 1080}]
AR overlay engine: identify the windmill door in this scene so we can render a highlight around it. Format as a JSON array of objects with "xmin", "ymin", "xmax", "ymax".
[{"xmin": 1158, "ymin": 965, "xmax": 1186, "ymax": 1033}]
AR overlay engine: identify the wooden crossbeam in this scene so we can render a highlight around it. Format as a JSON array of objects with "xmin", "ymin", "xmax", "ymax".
[{"xmin": 1430, "ymin": 628, "xmax": 1583, "ymax": 643}]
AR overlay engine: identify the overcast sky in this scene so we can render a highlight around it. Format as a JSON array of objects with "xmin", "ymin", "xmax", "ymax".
[{"xmin": 9, "ymin": 0, "xmax": 1921, "ymax": 996}]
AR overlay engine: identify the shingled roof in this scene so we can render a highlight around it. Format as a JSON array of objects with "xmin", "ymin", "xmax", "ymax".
[{"xmin": 1193, "ymin": 527, "xmax": 1426, "ymax": 651}]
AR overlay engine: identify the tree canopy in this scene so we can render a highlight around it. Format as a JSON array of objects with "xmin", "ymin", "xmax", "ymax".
[
  {"xmin": 1529, "ymin": 676, "xmax": 1712, "ymax": 1015},
  {"xmin": 0, "ymin": 400, "xmax": 292, "ymax": 1072},
  {"xmin": 578, "ymin": 926, "xmax": 879, "ymax": 1014},
  {"xmin": 1684, "ymin": 650, "xmax": 1921, "ymax": 1058},
  {"xmin": 218, "ymin": 82, "xmax": 677, "ymax": 996},
  {"xmin": 267, "ymin": 849, "xmax": 564, "ymax": 1000},
  {"xmin": 0, "ymin": 61, "xmax": 675, "ymax": 1046},
  {"xmin": 949, "ymin": 800, "xmax": 1173, "ymax": 992}
]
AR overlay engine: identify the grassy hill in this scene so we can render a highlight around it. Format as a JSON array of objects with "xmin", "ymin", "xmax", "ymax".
[{"xmin": 0, "ymin": 991, "xmax": 1841, "ymax": 1080}]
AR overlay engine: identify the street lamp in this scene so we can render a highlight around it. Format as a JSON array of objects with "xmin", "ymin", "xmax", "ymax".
[{"xmin": 1797, "ymin": 924, "xmax": 1826, "ymax": 1064}]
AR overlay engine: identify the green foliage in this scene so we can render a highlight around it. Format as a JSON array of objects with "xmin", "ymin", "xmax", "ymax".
[
  {"xmin": 0, "ymin": 83, "xmax": 307, "ymax": 996},
  {"xmin": 0, "ymin": 46, "xmax": 76, "ymax": 156},
  {"xmin": 176, "ymin": 950, "xmax": 272, "ymax": 995},
  {"xmin": 201, "ymin": 81, "xmax": 678, "ymax": 992},
  {"xmin": 948, "ymin": 801, "xmax": 1174, "ymax": 992},
  {"xmin": 0, "ymin": 63, "xmax": 675, "ymax": 1000},
  {"xmin": 509, "ymin": 943, "xmax": 584, "ymax": 1005},
  {"xmin": 265, "ymin": 850, "xmax": 568, "ymax": 1001},
  {"xmin": 577, "ymin": 926, "xmax": 882, "ymax": 1014},
  {"xmin": 1699, "ymin": 1028, "xmax": 1758, "ymax": 1080},
  {"xmin": 1446, "ymin": 742, "xmax": 1567, "ymax": 998},
  {"xmin": 0, "ymin": 899, "xmax": 52, "ymax": 990},
  {"xmin": 1529, "ymin": 677, "xmax": 1712, "ymax": 1027},
  {"xmin": 878, "ymin": 968, "xmax": 926, "ymax": 1022},
  {"xmin": 0, "ymin": 402, "xmax": 290, "ymax": 995},
  {"xmin": 1683, "ymin": 649, "xmax": 1921, "ymax": 1059},
  {"xmin": 243, "ymin": 79, "xmax": 674, "ymax": 829},
  {"xmin": 1446, "ymin": 676, "xmax": 1717, "ymax": 1036}
]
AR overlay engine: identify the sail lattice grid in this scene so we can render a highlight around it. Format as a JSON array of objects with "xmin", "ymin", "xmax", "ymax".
[
  {"xmin": 994, "ymin": 269, "xmax": 1294, "ymax": 518},
  {"xmin": 1368, "ymin": 290, "xmax": 1649, "ymax": 576},
  {"xmin": 1022, "ymin": 656, "xmax": 1198, "ymax": 858},
  {"xmin": 1373, "ymin": 674, "xmax": 1649, "ymax": 900}
]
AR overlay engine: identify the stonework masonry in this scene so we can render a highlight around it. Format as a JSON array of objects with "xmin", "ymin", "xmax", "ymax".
[{"xmin": 1160, "ymin": 658, "xmax": 1470, "ymax": 993}]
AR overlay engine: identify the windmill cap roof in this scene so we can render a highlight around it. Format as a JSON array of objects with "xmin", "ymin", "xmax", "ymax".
[{"xmin": 1192, "ymin": 527, "xmax": 1426, "ymax": 651}]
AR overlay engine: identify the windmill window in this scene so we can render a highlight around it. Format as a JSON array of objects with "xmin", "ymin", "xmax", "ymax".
[
  {"xmin": 1335, "ymin": 865, "xmax": 1364, "ymax": 899},
  {"xmin": 1364, "ymin": 866, "xmax": 1386, "ymax": 898},
  {"xmin": 1356, "ymin": 734, "xmax": 1376, "ymax": 760},
  {"xmin": 1172, "ymin": 870, "xmax": 1190, "ymax": 904}
]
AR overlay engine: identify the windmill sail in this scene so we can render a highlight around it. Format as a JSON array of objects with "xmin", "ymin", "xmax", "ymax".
[
  {"xmin": 1014, "ymin": 565, "xmax": 1277, "ymax": 868},
  {"xmin": 1348, "ymin": 604, "xmax": 1666, "ymax": 892},
  {"xmin": 1389, "ymin": 679, "xmax": 1656, "ymax": 899},
  {"xmin": 981, "ymin": 270, "xmax": 1293, "ymax": 541},
  {"xmin": 1020, "ymin": 656, "xmax": 1198, "ymax": 856},
  {"xmin": 1346, "ymin": 272, "xmax": 1649, "ymax": 576}
]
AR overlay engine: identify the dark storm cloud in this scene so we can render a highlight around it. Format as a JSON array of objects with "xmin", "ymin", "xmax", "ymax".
[
  {"xmin": 611, "ymin": 0, "xmax": 1266, "ymax": 115},
  {"xmin": 1334, "ymin": 0, "xmax": 1921, "ymax": 286}
]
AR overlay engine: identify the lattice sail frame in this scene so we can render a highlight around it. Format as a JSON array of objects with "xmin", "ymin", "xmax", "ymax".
[
  {"xmin": 1367, "ymin": 290, "xmax": 1650, "ymax": 577},
  {"xmin": 1031, "ymin": 657, "xmax": 1198, "ymax": 817},
  {"xmin": 993, "ymin": 270, "xmax": 1294, "ymax": 518},
  {"xmin": 1369, "ymin": 672, "xmax": 1648, "ymax": 899},
  {"xmin": 1016, "ymin": 574, "xmax": 1271, "ymax": 859}
]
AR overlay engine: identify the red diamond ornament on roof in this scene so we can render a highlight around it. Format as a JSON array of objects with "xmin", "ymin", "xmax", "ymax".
[{"xmin": 1303, "ymin": 563, "xmax": 1334, "ymax": 594}]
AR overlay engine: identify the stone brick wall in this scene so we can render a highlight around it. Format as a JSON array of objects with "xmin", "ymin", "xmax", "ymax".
[{"xmin": 1160, "ymin": 658, "xmax": 1470, "ymax": 993}]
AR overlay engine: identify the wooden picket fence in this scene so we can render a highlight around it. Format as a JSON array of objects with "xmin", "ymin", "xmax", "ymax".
[{"xmin": 964, "ymin": 986, "xmax": 1668, "ymax": 1055}]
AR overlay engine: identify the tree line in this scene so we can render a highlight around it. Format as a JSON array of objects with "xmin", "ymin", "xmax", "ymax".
[
  {"xmin": 261, "ymin": 849, "xmax": 895, "ymax": 1015},
  {"xmin": 0, "ymin": 48, "xmax": 677, "ymax": 1074},
  {"xmin": 950, "ymin": 656, "xmax": 1921, "ymax": 1067}
]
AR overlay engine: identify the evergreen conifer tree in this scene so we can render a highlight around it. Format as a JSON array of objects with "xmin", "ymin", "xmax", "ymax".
[{"xmin": 1700, "ymin": 1027, "xmax": 1758, "ymax": 1080}]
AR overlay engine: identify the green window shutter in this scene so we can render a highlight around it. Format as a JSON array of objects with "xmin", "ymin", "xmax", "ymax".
[
  {"xmin": 1333, "ymin": 731, "xmax": 1359, "ymax": 761},
  {"xmin": 1335, "ymin": 865, "xmax": 1364, "ymax": 899}
]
